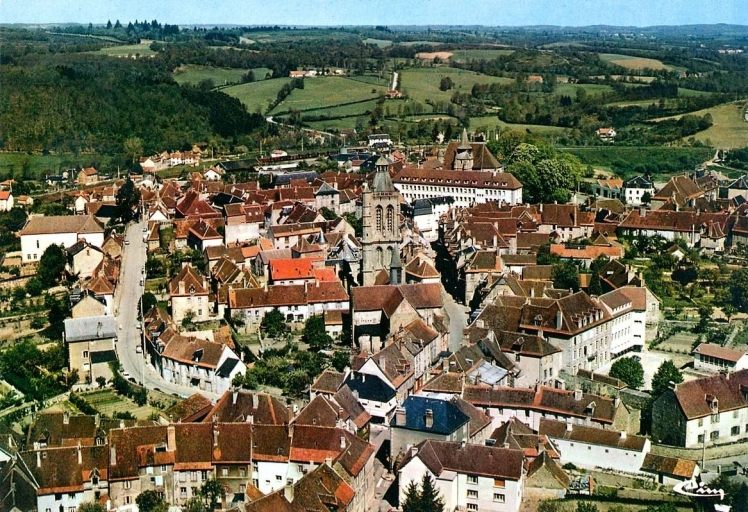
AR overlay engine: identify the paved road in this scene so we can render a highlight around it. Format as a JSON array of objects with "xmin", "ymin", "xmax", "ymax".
[
  {"xmin": 442, "ymin": 292, "xmax": 468, "ymax": 353},
  {"xmin": 115, "ymin": 220, "xmax": 204, "ymax": 399}
]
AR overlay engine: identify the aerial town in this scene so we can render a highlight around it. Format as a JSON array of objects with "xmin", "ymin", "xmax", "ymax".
[{"xmin": 1, "ymin": 6, "xmax": 748, "ymax": 512}]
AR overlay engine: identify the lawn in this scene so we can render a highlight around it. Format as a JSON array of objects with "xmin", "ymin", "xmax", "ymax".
[
  {"xmin": 655, "ymin": 101, "xmax": 748, "ymax": 149},
  {"xmin": 306, "ymin": 116, "xmax": 369, "ymax": 131},
  {"xmin": 0, "ymin": 152, "xmax": 114, "ymax": 180},
  {"xmin": 362, "ymin": 38, "xmax": 393, "ymax": 48},
  {"xmin": 95, "ymin": 40, "xmax": 157, "ymax": 58},
  {"xmin": 399, "ymin": 67, "xmax": 514, "ymax": 110},
  {"xmin": 553, "ymin": 83, "xmax": 614, "ymax": 97},
  {"xmin": 599, "ymin": 53, "xmax": 674, "ymax": 71},
  {"xmin": 469, "ymin": 115, "xmax": 569, "ymax": 135},
  {"xmin": 450, "ymin": 48, "xmax": 515, "ymax": 62},
  {"xmin": 79, "ymin": 389, "xmax": 158, "ymax": 420},
  {"xmin": 270, "ymin": 76, "xmax": 388, "ymax": 114},
  {"xmin": 223, "ymin": 77, "xmax": 293, "ymax": 113},
  {"xmin": 173, "ymin": 65, "xmax": 273, "ymax": 87}
]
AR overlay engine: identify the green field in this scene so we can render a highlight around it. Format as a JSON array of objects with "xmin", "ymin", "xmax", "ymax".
[
  {"xmin": 553, "ymin": 83, "xmax": 614, "ymax": 96},
  {"xmin": 0, "ymin": 152, "xmax": 114, "ymax": 180},
  {"xmin": 348, "ymin": 74, "xmax": 390, "ymax": 86},
  {"xmin": 599, "ymin": 53, "xmax": 675, "ymax": 71},
  {"xmin": 173, "ymin": 65, "xmax": 273, "ymax": 86},
  {"xmin": 79, "ymin": 389, "xmax": 158, "ymax": 420},
  {"xmin": 223, "ymin": 77, "xmax": 293, "ymax": 113},
  {"xmin": 470, "ymin": 115, "xmax": 569, "ymax": 134},
  {"xmin": 450, "ymin": 48, "xmax": 515, "ymax": 62},
  {"xmin": 656, "ymin": 101, "xmax": 748, "ymax": 149},
  {"xmin": 95, "ymin": 40, "xmax": 157, "ymax": 57},
  {"xmin": 271, "ymin": 76, "xmax": 388, "ymax": 114},
  {"xmin": 400, "ymin": 67, "xmax": 514, "ymax": 110},
  {"xmin": 362, "ymin": 38, "xmax": 393, "ymax": 48}
]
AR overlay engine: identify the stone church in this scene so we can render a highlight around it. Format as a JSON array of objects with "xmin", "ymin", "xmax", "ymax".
[{"xmin": 361, "ymin": 156, "xmax": 403, "ymax": 286}]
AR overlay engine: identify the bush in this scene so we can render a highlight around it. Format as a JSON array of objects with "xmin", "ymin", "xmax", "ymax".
[{"xmin": 69, "ymin": 393, "xmax": 98, "ymax": 415}]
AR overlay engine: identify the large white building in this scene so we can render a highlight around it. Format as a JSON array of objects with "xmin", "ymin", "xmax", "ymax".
[
  {"xmin": 399, "ymin": 440, "xmax": 526, "ymax": 512},
  {"xmin": 394, "ymin": 167, "xmax": 523, "ymax": 208},
  {"xmin": 19, "ymin": 215, "xmax": 105, "ymax": 263}
]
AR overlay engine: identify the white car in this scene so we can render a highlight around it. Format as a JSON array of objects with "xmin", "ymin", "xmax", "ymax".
[
  {"xmin": 136, "ymin": 345, "xmax": 143, "ymax": 354},
  {"xmin": 124, "ymin": 240, "xmax": 130, "ymax": 246}
]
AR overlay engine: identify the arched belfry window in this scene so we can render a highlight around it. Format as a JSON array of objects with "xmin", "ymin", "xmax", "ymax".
[
  {"xmin": 386, "ymin": 205, "xmax": 395, "ymax": 234},
  {"xmin": 375, "ymin": 206, "xmax": 383, "ymax": 232}
]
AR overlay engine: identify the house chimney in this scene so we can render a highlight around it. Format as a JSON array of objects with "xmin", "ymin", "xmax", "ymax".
[
  {"xmin": 77, "ymin": 443, "xmax": 82, "ymax": 465},
  {"xmin": 288, "ymin": 423, "xmax": 294, "ymax": 439},
  {"xmin": 213, "ymin": 426, "xmax": 219, "ymax": 447},
  {"xmin": 556, "ymin": 310, "xmax": 563, "ymax": 330},
  {"xmin": 110, "ymin": 445, "xmax": 116, "ymax": 466},
  {"xmin": 284, "ymin": 483, "xmax": 295, "ymax": 502},
  {"xmin": 411, "ymin": 446, "xmax": 418, "ymax": 457},
  {"xmin": 63, "ymin": 411, "xmax": 70, "ymax": 425},
  {"xmin": 36, "ymin": 451, "xmax": 41, "ymax": 468},
  {"xmin": 424, "ymin": 409, "xmax": 434, "ymax": 429},
  {"xmin": 620, "ymin": 430, "xmax": 627, "ymax": 440},
  {"xmin": 566, "ymin": 421, "xmax": 573, "ymax": 432},
  {"xmin": 340, "ymin": 435, "xmax": 347, "ymax": 450},
  {"xmin": 614, "ymin": 396, "xmax": 621, "ymax": 408},
  {"xmin": 246, "ymin": 414, "xmax": 254, "ymax": 424},
  {"xmin": 232, "ymin": 390, "xmax": 238, "ymax": 405},
  {"xmin": 352, "ymin": 388, "xmax": 359, "ymax": 400},
  {"xmin": 395, "ymin": 407, "xmax": 406, "ymax": 426},
  {"xmin": 573, "ymin": 389, "xmax": 583, "ymax": 401},
  {"xmin": 252, "ymin": 393, "xmax": 259, "ymax": 410},
  {"xmin": 167, "ymin": 425, "xmax": 176, "ymax": 452}
]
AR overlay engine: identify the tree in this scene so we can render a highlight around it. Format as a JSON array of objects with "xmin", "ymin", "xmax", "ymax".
[
  {"xmin": 123, "ymin": 137, "xmax": 144, "ymax": 166},
  {"xmin": 199, "ymin": 478, "xmax": 224, "ymax": 510},
  {"xmin": 733, "ymin": 483, "xmax": 748, "ymax": 512},
  {"xmin": 37, "ymin": 244, "xmax": 67, "ymax": 287},
  {"xmin": 576, "ymin": 503, "xmax": 599, "ymax": 512},
  {"xmin": 331, "ymin": 350, "xmax": 350, "ymax": 372},
  {"xmin": 651, "ymin": 360, "xmax": 683, "ymax": 397},
  {"xmin": 609, "ymin": 357, "xmax": 644, "ymax": 389},
  {"xmin": 402, "ymin": 473, "xmax": 444, "ymax": 512},
  {"xmin": 78, "ymin": 503, "xmax": 106, "ymax": 512},
  {"xmin": 730, "ymin": 268, "xmax": 748, "ymax": 313},
  {"xmin": 142, "ymin": 292, "xmax": 158, "ymax": 314},
  {"xmin": 552, "ymin": 262, "xmax": 579, "ymax": 292},
  {"xmin": 136, "ymin": 490, "xmax": 168, "ymax": 512},
  {"xmin": 695, "ymin": 304, "xmax": 713, "ymax": 333},
  {"xmin": 183, "ymin": 497, "xmax": 207, "ymax": 512},
  {"xmin": 115, "ymin": 177, "xmax": 141, "ymax": 224},
  {"xmin": 95, "ymin": 376, "xmax": 107, "ymax": 388},
  {"xmin": 439, "ymin": 76, "xmax": 454, "ymax": 91},
  {"xmin": 302, "ymin": 315, "xmax": 332, "ymax": 351},
  {"xmin": 261, "ymin": 308, "xmax": 289, "ymax": 338}
]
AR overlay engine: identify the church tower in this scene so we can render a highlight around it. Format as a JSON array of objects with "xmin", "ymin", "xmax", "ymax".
[
  {"xmin": 361, "ymin": 156, "xmax": 402, "ymax": 286},
  {"xmin": 453, "ymin": 128, "xmax": 474, "ymax": 171}
]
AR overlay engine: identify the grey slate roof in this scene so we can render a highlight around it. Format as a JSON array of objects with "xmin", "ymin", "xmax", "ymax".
[
  {"xmin": 344, "ymin": 372, "xmax": 396, "ymax": 403},
  {"xmin": 63, "ymin": 316, "xmax": 117, "ymax": 342},
  {"xmin": 393, "ymin": 395, "xmax": 469, "ymax": 435}
]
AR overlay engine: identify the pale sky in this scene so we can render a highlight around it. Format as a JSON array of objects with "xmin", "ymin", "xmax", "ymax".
[{"xmin": 0, "ymin": 0, "xmax": 745, "ymax": 27}]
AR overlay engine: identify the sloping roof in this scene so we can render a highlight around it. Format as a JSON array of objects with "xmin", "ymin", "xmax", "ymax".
[
  {"xmin": 63, "ymin": 316, "xmax": 117, "ymax": 342},
  {"xmin": 344, "ymin": 372, "xmax": 396, "ymax": 403},
  {"xmin": 19, "ymin": 215, "xmax": 104, "ymax": 236},
  {"xmin": 163, "ymin": 393, "xmax": 213, "ymax": 423},
  {"xmin": 310, "ymin": 369, "xmax": 345, "ymax": 394},
  {"xmin": 403, "ymin": 439, "xmax": 524, "ymax": 480},
  {"xmin": 393, "ymin": 396, "xmax": 469, "ymax": 435},
  {"xmin": 641, "ymin": 453, "xmax": 698, "ymax": 478},
  {"xmin": 672, "ymin": 369, "xmax": 748, "ymax": 419},
  {"xmin": 539, "ymin": 419, "xmax": 647, "ymax": 451},
  {"xmin": 168, "ymin": 264, "xmax": 209, "ymax": 296},
  {"xmin": 394, "ymin": 167, "xmax": 521, "ymax": 190},
  {"xmin": 203, "ymin": 390, "xmax": 290, "ymax": 425},
  {"xmin": 443, "ymin": 141, "xmax": 502, "ymax": 170},
  {"xmin": 693, "ymin": 343, "xmax": 745, "ymax": 363}
]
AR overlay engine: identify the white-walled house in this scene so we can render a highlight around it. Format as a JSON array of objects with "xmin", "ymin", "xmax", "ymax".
[
  {"xmin": 0, "ymin": 190, "xmax": 14, "ymax": 211},
  {"xmin": 538, "ymin": 419, "xmax": 651, "ymax": 473},
  {"xmin": 399, "ymin": 440, "xmax": 526, "ymax": 512},
  {"xmin": 19, "ymin": 215, "xmax": 105, "ymax": 263},
  {"xmin": 168, "ymin": 264, "xmax": 211, "ymax": 324},
  {"xmin": 693, "ymin": 343, "xmax": 748, "ymax": 373}
]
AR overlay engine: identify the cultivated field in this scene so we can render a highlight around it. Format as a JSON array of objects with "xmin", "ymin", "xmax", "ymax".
[
  {"xmin": 415, "ymin": 51, "xmax": 454, "ymax": 61},
  {"xmin": 223, "ymin": 77, "xmax": 293, "ymax": 113},
  {"xmin": 399, "ymin": 67, "xmax": 514, "ymax": 109},
  {"xmin": 470, "ymin": 115, "xmax": 569, "ymax": 135},
  {"xmin": 270, "ymin": 76, "xmax": 388, "ymax": 114},
  {"xmin": 450, "ymin": 48, "xmax": 515, "ymax": 62},
  {"xmin": 599, "ymin": 53, "xmax": 672, "ymax": 70},
  {"xmin": 553, "ymin": 83, "xmax": 614, "ymax": 97},
  {"xmin": 0, "ymin": 152, "xmax": 113, "ymax": 180},
  {"xmin": 655, "ymin": 101, "xmax": 748, "ymax": 149},
  {"xmin": 79, "ymin": 389, "xmax": 159, "ymax": 420},
  {"xmin": 173, "ymin": 65, "xmax": 272, "ymax": 86},
  {"xmin": 95, "ymin": 40, "xmax": 157, "ymax": 58}
]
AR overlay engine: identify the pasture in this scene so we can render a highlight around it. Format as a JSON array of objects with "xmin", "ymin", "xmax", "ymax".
[
  {"xmin": 223, "ymin": 77, "xmax": 293, "ymax": 113},
  {"xmin": 553, "ymin": 83, "xmax": 614, "ymax": 97},
  {"xmin": 655, "ymin": 101, "xmax": 748, "ymax": 149},
  {"xmin": 0, "ymin": 152, "xmax": 113, "ymax": 180},
  {"xmin": 399, "ymin": 67, "xmax": 514, "ymax": 110},
  {"xmin": 450, "ymin": 48, "xmax": 515, "ymax": 62},
  {"xmin": 470, "ymin": 115, "xmax": 569, "ymax": 135},
  {"xmin": 270, "ymin": 76, "xmax": 388, "ymax": 114},
  {"xmin": 599, "ymin": 53, "xmax": 673, "ymax": 71},
  {"xmin": 173, "ymin": 65, "xmax": 249, "ymax": 86},
  {"xmin": 95, "ymin": 40, "xmax": 157, "ymax": 58}
]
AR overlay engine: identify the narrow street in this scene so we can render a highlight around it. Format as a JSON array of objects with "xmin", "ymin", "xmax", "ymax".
[
  {"xmin": 115, "ymin": 220, "xmax": 211, "ymax": 399},
  {"xmin": 442, "ymin": 291, "xmax": 468, "ymax": 352}
]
